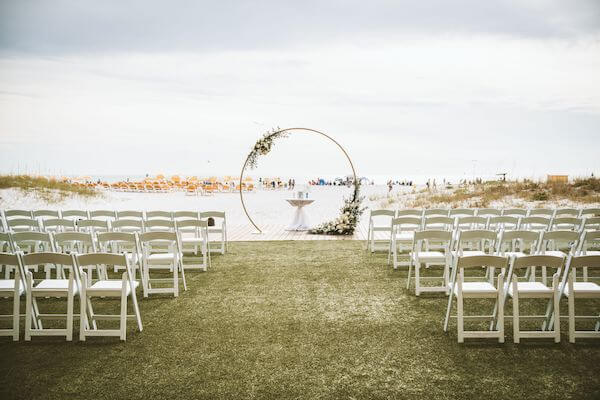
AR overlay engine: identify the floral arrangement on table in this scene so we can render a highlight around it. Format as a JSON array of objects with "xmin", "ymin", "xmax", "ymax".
[{"xmin": 244, "ymin": 127, "xmax": 365, "ymax": 235}]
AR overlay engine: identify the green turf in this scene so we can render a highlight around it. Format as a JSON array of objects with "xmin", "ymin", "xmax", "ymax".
[{"xmin": 1, "ymin": 241, "xmax": 599, "ymax": 399}]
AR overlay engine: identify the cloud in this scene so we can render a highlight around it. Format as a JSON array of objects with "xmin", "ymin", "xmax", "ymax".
[{"xmin": 1, "ymin": 0, "xmax": 599, "ymax": 55}]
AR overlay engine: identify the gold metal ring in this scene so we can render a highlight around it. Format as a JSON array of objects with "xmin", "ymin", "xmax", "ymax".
[{"xmin": 239, "ymin": 128, "xmax": 358, "ymax": 233}]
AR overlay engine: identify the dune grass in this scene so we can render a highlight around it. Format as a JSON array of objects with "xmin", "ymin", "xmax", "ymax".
[
  {"xmin": 405, "ymin": 178, "xmax": 600, "ymax": 208},
  {"xmin": 1, "ymin": 241, "xmax": 599, "ymax": 399},
  {"xmin": 0, "ymin": 174, "xmax": 98, "ymax": 203}
]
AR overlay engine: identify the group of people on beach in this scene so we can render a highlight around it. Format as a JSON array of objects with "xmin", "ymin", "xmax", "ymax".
[{"xmin": 387, "ymin": 180, "xmax": 414, "ymax": 192}]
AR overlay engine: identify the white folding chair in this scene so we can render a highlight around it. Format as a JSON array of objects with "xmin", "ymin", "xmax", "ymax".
[
  {"xmin": 520, "ymin": 216, "xmax": 551, "ymax": 232},
  {"xmin": 53, "ymin": 232, "xmax": 97, "ymax": 255},
  {"xmin": 506, "ymin": 255, "xmax": 564, "ymax": 343},
  {"xmin": 487, "ymin": 216, "xmax": 520, "ymax": 232},
  {"xmin": 22, "ymin": 252, "xmax": 80, "ymax": 341},
  {"xmin": 173, "ymin": 211, "xmax": 200, "ymax": 220},
  {"xmin": 10, "ymin": 231, "xmax": 57, "ymax": 279},
  {"xmin": 455, "ymin": 216, "xmax": 489, "ymax": 231},
  {"xmin": 77, "ymin": 219, "xmax": 111, "ymax": 234},
  {"xmin": 396, "ymin": 209, "xmax": 423, "ymax": 218},
  {"xmin": 389, "ymin": 217, "xmax": 422, "ymax": 268},
  {"xmin": 89, "ymin": 210, "xmax": 117, "ymax": 221},
  {"xmin": 3, "ymin": 210, "xmax": 33, "ymax": 219},
  {"xmin": 564, "ymin": 255, "xmax": 600, "ymax": 343},
  {"xmin": 496, "ymin": 230, "xmax": 541, "ymax": 259},
  {"xmin": 61, "ymin": 210, "xmax": 89, "ymax": 220},
  {"xmin": 449, "ymin": 208, "xmax": 475, "ymax": 218},
  {"xmin": 444, "ymin": 255, "xmax": 508, "ymax": 343},
  {"xmin": 423, "ymin": 216, "xmax": 454, "ymax": 231},
  {"xmin": 528, "ymin": 208, "xmax": 554, "ymax": 218},
  {"xmin": 424, "ymin": 208, "xmax": 450, "ymax": 217},
  {"xmin": 550, "ymin": 217, "xmax": 583, "ymax": 232},
  {"xmin": 407, "ymin": 230, "xmax": 453, "ymax": 296},
  {"xmin": 476, "ymin": 208, "xmax": 501, "ymax": 217},
  {"xmin": 554, "ymin": 208, "xmax": 579, "ymax": 218},
  {"xmin": 144, "ymin": 219, "xmax": 174, "ymax": 232},
  {"xmin": 139, "ymin": 231, "xmax": 186, "ymax": 297},
  {"xmin": 116, "ymin": 210, "xmax": 144, "ymax": 220},
  {"xmin": 176, "ymin": 219, "xmax": 210, "ymax": 271},
  {"xmin": 200, "ymin": 211, "xmax": 227, "ymax": 254},
  {"xmin": 146, "ymin": 210, "xmax": 173, "ymax": 220},
  {"xmin": 582, "ymin": 217, "xmax": 600, "ymax": 231},
  {"xmin": 76, "ymin": 253, "xmax": 143, "ymax": 341},
  {"xmin": 32, "ymin": 210, "xmax": 60, "ymax": 220},
  {"xmin": 97, "ymin": 232, "xmax": 144, "ymax": 284},
  {"xmin": 366, "ymin": 210, "xmax": 395, "ymax": 253},
  {"xmin": 42, "ymin": 218, "xmax": 76, "ymax": 233},
  {"xmin": 112, "ymin": 219, "xmax": 145, "ymax": 234},
  {"xmin": 502, "ymin": 208, "xmax": 527, "ymax": 217},
  {"xmin": 0, "ymin": 252, "xmax": 25, "ymax": 341},
  {"xmin": 6, "ymin": 218, "xmax": 41, "ymax": 233},
  {"xmin": 579, "ymin": 208, "xmax": 600, "ymax": 218}
]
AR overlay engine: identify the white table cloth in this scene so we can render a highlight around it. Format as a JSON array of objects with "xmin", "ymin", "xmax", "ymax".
[{"xmin": 285, "ymin": 199, "xmax": 315, "ymax": 231}]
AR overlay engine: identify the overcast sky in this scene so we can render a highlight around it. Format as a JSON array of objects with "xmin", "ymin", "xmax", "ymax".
[{"xmin": 0, "ymin": 0, "xmax": 599, "ymax": 182}]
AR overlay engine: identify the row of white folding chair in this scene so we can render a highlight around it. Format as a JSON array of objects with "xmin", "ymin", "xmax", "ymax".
[
  {"xmin": 390, "ymin": 207, "xmax": 600, "ymax": 218},
  {"xmin": 0, "ymin": 225, "xmax": 211, "ymax": 288},
  {"xmin": 1, "ymin": 211, "xmax": 227, "ymax": 254},
  {"xmin": 401, "ymin": 229, "xmax": 598, "ymax": 295},
  {"xmin": 0, "ymin": 251, "xmax": 142, "ymax": 341},
  {"xmin": 442, "ymin": 254, "xmax": 600, "ymax": 344}
]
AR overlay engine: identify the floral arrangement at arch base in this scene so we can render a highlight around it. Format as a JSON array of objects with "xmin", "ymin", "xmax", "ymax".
[
  {"xmin": 245, "ymin": 127, "xmax": 365, "ymax": 235},
  {"xmin": 309, "ymin": 182, "xmax": 366, "ymax": 235}
]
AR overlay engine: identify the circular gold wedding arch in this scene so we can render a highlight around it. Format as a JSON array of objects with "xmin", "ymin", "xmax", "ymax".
[{"xmin": 239, "ymin": 127, "xmax": 358, "ymax": 233}]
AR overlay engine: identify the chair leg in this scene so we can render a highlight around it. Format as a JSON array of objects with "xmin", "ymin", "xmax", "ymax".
[
  {"xmin": 12, "ymin": 293, "xmax": 20, "ymax": 341},
  {"xmin": 25, "ymin": 275, "xmax": 33, "ymax": 341},
  {"xmin": 497, "ymin": 290, "xmax": 504, "ymax": 344},
  {"xmin": 66, "ymin": 282, "xmax": 74, "ymax": 341},
  {"xmin": 415, "ymin": 261, "xmax": 421, "ymax": 296},
  {"xmin": 120, "ymin": 274, "xmax": 128, "ymax": 341},
  {"xmin": 80, "ymin": 276, "xmax": 87, "ymax": 341},
  {"xmin": 513, "ymin": 292, "xmax": 520, "ymax": 343},
  {"xmin": 553, "ymin": 290, "xmax": 561, "ymax": 343},
  {"xmin": 568, "ymin": 293, "xmax": 575, "ymax": 343},
  {"xmin": 457, "ymin": 293, "xmax": 464, "ymax": 343}
]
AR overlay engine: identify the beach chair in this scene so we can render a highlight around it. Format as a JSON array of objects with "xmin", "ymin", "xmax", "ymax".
[
  {"xmin": 366, "ymin": 210, "xmax": 395, "ymax": 253},
  {"xmin": 22, "ymin": 252, "xmax": 80, "ymax": 341},
  {"xmin": 0, "ymin": 253, "xmax": 25, "ymax": 341},
  {"xmin": 76, "ymin": 253, "xmax": 143, "ymax": 341},
  {"xmin": 407, "ymin": 230, "xmax": 453, "ymax": 295},
  {"xmin": 444, "ymin": 255, "xmax": 508, "ymax": 343}
]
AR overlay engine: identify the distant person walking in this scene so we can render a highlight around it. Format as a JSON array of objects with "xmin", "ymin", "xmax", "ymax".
[{"xmin": 387, "ymin": 180, "xmax": 393, "ymax": 193}]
